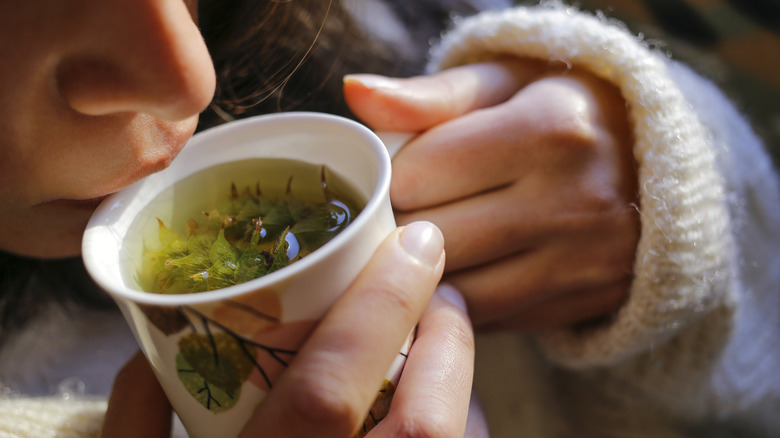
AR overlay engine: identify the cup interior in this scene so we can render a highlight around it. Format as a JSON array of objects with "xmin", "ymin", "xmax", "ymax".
[{"xmin": 82, "ymin": 112, "xmax": 390, "ymax": 306}]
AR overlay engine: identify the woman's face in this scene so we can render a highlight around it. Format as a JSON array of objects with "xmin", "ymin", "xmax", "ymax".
[{"xmin": 0, "ymin": 0, "xmax": 216, "ymax": 258}]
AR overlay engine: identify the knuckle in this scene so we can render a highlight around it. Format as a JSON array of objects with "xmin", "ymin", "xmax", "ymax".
[
  {"xmin": 390, "ymin": 167, "xmax": 426, "ymax": 211},
  {"xmin": 285, "ymin": 370, "xmax": 361, "ymax": 433},
  {"xmin": 392, "ymin": 415, "xmax": 458, "ymax": 438},
  {"xmin": 591, "ymin": 242, "xmax": 637, "ymax": 284},
  {"xmin": 587, "ymin": 189, "xmax": 629, "ymax": 215},
  {"xmin": 564, "ymin": 172, "xmax": 638, "ymax": 218},
  {"xmin": 519, "ymin": 79, "xmax": 602, "ymax": 157},
  {"xmin": 372, "ymin": 280, "xmax": 420, "ymax": 319},
  {"xmin": 545, "ymin": 116, "xmax": 600, "ymax": 159},
  {"xmin": 546, "ymin": 94, "xmax": 596, "ymax": 138},
  {"xmin": 437, "ymin": 314, "xmax": 475, "ymax": 355}
]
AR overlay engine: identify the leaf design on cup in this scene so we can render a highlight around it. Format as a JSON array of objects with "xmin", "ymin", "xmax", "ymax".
[
  {"xmin": 212, "ymin": 289, "xmax": 282, "ymax": 334},
  {"xmin": 178, "ymin": 332, "xmax": 255, "ymax": 394},
  {"xmin": 153, "ymin": 289, "xmax": 315, "ymax": 413},
  {"xmin": 355, "ymin": 379, "xmax": 397, "ymax": 437},
  {"xmin": 246, "ymin": 319, "xmax": 317, "ymax": 392},
  {"xmin": 138, "ymin": 304, "xmax": 189, "ymax": 335},
  {"xmin": 139, "ymin": 290, "xmax": 404, "ymax": 425},
  {"xmin": 175, "ymin": 333, "xmax": 252, "ymax": 413}
]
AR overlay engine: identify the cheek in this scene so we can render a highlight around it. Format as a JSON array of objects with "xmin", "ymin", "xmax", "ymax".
[
  {"xmin": 0, "ymin": 151, "xmax": 36, "ymax": 210},
  {"xmin": 0, "ymin": 66, "xmax": 53, "ymax": 208}
]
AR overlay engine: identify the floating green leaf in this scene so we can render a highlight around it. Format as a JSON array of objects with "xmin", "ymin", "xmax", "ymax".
[
  {"xmin": 268, "ymin": 227, "xmax": 292, "ymax": 274},
  {"xmin": 144, "ymin": 170, "xmax": 362, "ymax": 294}
]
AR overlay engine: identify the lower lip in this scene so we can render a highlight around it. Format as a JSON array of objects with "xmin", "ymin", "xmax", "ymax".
[{"xmin": 50, "ymin": 195, "xmax": 110, "ymax": 211}]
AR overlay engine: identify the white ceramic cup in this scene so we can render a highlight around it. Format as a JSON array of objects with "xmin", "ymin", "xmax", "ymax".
[{"xmin": 82, "ymin": 112, "xmax": 407, "ymax": 438}]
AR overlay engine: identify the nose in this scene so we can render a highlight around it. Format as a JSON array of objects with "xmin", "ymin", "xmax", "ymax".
[{"xmin": 56, "ymin": 0, "xmax": 216, "ymax": 121}]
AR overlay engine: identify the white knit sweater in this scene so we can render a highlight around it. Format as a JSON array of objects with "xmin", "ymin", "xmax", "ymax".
[
  {"xmin": 2, "ymin": 4, "xmax": 779, "ymax": 438},
  {"xmin": 434, "ymin": 4, "xmax": 780, "ymax": 437}
]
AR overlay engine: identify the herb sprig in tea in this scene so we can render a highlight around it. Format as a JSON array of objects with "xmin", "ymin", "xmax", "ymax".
[{"xmin": 145, "ymin": 166, "xmax": 360, "ymax": 294}]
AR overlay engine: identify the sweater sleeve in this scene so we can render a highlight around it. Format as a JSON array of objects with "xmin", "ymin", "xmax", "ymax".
[
  {"xmin": 0, "ymin": 396, "xmax": 106, "ymax": 438},
  {"xmin": 427, "ymin": 4, "xmax": 740, "ymax": 368}
]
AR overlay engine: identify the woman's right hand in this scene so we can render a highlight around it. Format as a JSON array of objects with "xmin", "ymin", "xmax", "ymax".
[
  {"xmin": 101, "ymin": 221, "xmax": 485, "ymax": 438},
  {"xmin": 240, "ymin": 221, "xmax": 480, "ymax": 437}
]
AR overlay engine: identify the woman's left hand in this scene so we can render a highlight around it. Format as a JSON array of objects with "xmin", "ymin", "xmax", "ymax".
[{"xmin": 345, "ymin": 57, "xmax": 640, "ymax": 331}]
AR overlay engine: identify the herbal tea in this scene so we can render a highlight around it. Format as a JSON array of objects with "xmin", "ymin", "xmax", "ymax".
[{"xmin": 136, "ymin": 158, "xmax": 365, "ymax": 294}]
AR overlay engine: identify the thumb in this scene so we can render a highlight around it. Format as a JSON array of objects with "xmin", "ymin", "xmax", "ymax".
[{"xmin": 343, "ymin": 57, "xmax": 547, "ymax": 132}]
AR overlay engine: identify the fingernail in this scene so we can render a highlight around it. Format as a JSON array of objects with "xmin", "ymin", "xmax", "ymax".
[
  {"xmin": 436, "ymin": 283, "xmax": 468, "ymax": 312},
  {"xmin": 344, "ymin": 74, "xmax": 400, "ymax": 91},
  {"xmin": 399, "ymin": 221, "xmax": 444, "ymax": 266}
]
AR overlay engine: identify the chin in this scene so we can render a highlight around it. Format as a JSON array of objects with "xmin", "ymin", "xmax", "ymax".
[
  {"xmin": 0, "ymin": 202, "xmax": 94, "ymax": 259},
  {"xmin": 1, "ymin": 239, "xmax": 83, "ymax": 260},
  {"xmin": 11, "ymin": 231, "xmax": 84, "ymax": 260}
]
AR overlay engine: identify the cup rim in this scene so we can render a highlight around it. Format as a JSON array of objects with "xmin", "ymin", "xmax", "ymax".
[{"xmin": 82, "ymin": 111, "xmax": 391, "ymax": 306}]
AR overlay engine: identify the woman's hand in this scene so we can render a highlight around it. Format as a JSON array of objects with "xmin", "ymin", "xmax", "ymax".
[
  {"xmin": 345, "ymin": 58, "xmax": 640, "ymax": 331},
  {"xmin": 100, "ymin": 222, "xmax": 485, "ymax": 437}
]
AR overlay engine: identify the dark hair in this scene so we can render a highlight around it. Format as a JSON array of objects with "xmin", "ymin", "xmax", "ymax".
[
  {"xmin": 197, "ymin": 0, "xmax": 409, "ymax": 129},
  {"xmin": 197, "ymin": 0, "xmax": 487, "ymax": 129}
]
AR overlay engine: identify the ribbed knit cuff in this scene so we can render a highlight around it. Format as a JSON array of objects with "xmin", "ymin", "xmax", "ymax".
[{"xmin": 429, "ymin": 4, "xmax": 736, "ymax": 367}]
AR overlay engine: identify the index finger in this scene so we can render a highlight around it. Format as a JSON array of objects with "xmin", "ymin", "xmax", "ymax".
[
  {"xmin": 344, "ymin": 57, "xmax": 547, "ymax": 132},
  {"xmin": 390, "ymin": 70, "xmax": 628, "ymax": 211}
]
